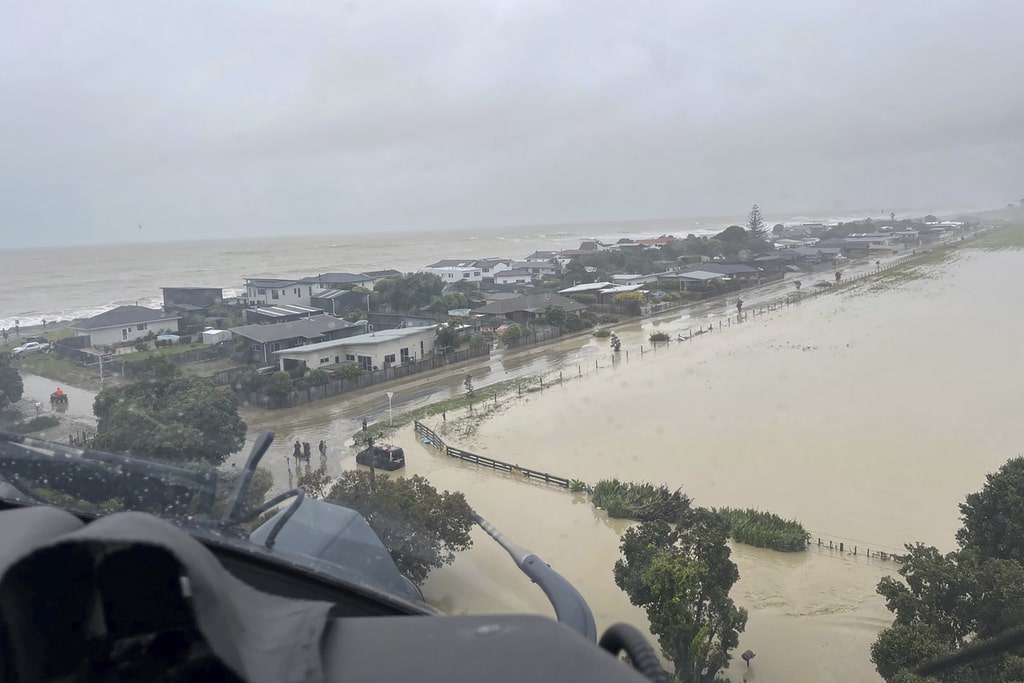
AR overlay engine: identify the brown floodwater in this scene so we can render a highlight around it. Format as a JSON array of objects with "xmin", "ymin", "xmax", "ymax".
[{"xmin": 389, "ymin": 248, "xmax": 1024, "ymax": 682}]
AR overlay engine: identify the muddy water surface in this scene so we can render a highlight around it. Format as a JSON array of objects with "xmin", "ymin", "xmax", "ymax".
[{"xmin": 403, "ymin": 249, "xmax": 1024, "ymax": 682}]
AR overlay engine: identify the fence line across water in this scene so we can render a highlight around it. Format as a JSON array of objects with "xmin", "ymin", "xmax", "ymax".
[{"xmin": 413, "ymin": 420, "xmax": 571, "ymax": 489}]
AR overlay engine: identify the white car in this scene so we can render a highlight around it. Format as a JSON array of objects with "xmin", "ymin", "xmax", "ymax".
[{"xmin": 11, "ymin": 342, "xmax": 45, "ymax": 357}]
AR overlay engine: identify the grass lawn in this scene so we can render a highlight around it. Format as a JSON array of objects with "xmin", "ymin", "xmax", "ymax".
[
  {"xmin": 123, "ymin": 342, "xmax": 206, "ymax": 362},
  {"xmin": 13, "ymin": 353, "xmax": 110, "ymax": 391},
  {"xmin": 970, "ymin": 224, "xmax": 1024, "ymax": 250}
]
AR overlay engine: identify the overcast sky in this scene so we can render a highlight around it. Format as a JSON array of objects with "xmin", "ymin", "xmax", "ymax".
[{"xmin": 2, "ymin": 1, "xmax": 1022, "ymax": 248}]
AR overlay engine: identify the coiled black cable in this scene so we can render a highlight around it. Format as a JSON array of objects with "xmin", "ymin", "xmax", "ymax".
[{"xmin": 598, "ymin": 622, "xmax": 669, "ymax": 683}]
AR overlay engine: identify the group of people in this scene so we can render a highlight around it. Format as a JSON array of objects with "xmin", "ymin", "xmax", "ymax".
[{"xmin": 287, "ymin": 439, "xmax": 328, "ymax": 476}]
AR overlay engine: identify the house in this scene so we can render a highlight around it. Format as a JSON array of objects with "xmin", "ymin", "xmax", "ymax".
[
  {"xmin": 524, "ymin": 250, "xmax": 560, "ymax": 263},
  {"xmin": 72, "ymin": 306, "xmax": 181, "ymax": 347},
  {"xmin": 422, "ymin": 264, "xmax": 484, "ymax": 283},
  {"xmin": 657, "ymin": 270, "xmax": 726, "ymax": 291},
  {"xmin": 611, "ymin": 273, "xmax": 660, "ymax": 286},
  {"xmin": 298, "ymin": 272, "xmax": 375, "ymax": 294},
  {"xmin": 161, "ymin": 287, "xmax": 224, "ymax": 314},
  {"xmin": 244, "ymin": 303, "xmax": 326, "ymax": 325},
  {"xmin": 273, "ymin": 325, "xmax": 438, "ymax": 372},
  {"xmin": 494, "ymin": 268, "xmax": 535, "ymax": 286},
  {"xmin": 789, "ymin": 246, "xmax": 844, "ymax": 263},
  {"xmin": 244, "ymin": 278, "xmax": 309, "ymax": 307},
  {"xmin": 474, "ymin": 258, "xmax": 514, "ymax": 277},
  {"xmin": 749, "ymin": 252, "xmax": 799, "ymax": 274},
  {"xmin": 558, "ymin": 282, "xmax": 613, "ymax": 296},
  {"xmin": 362, "ymin": 269, "xmax": 402, "ymax": 284},
  {"xmin": 471, "ymin": 293, "xmax": 586, "ymax": 323},
  {"xmin": 310, "ymin": 289, "xmax": 369, "ymax": 316},
  {"xmin": 230, "ymin": 315, "xmax": 366, "ymax": 364},
  {"xmin": 690, "ymin": 263, "xmax": 761, "ymax": 283}
]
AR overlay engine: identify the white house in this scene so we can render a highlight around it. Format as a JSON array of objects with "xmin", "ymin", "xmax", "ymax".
[
  {"xmin": 273, "ymin": 325, "xmax": 438, "ymax": 372},
  {"xmin": 422, "ymin": 265, "xmax": 483, "ymax": 283},
  {"xmin": 72, "ymin": 306, "xmax": 181, "ymax": 347},
  {"xmin": 611, "ymin": 273, "xmax": 660, "ymax": 286},
  {"xmin": 494, "ymin": 268, "xmax": 535, "ymax": 285},
  {"xmin": 244, "ymin": 278, "xmax": 310, "ymax": 307}
]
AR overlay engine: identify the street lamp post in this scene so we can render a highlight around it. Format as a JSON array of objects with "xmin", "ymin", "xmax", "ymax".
[{"xmin": 386, "ymin": 391, "xmax": 394, "ymax": 426}]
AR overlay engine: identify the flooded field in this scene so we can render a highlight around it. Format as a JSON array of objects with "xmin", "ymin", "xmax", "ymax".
[{"xmin": 390, "ymin": 247, "xmax": 1024, "ymax": 682}]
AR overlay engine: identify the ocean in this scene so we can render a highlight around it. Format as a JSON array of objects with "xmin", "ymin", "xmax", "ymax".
[{"xmin": 0, "ymin": 207, "xmax": 966, "ymax": 331}]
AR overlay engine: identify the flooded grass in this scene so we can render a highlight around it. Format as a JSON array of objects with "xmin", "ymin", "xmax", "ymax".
[{"xmin": 969, "ymin": 224, "xmax": 1024, "ymax": 250}]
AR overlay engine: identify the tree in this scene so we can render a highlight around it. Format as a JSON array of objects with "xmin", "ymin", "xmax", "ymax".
[
  {"xmin": 469, "ymin": 333, "xmax": 488, "ymax": 351},
  {"xmin": 265, "ymin": 372, "xmax": 294, "ymax": 399},
  {"xmin": 956, "ymin": 457, "xmax": 1024, "ymax": 563},
  {"xmin": 500, "ymin": 323, "xmax": 523, "ymax": 345},
  {"xmin": 747, "ymin": 204, "xmax": 768, "ymax": 241},
  {"xmin": 614, "ymin": 509, "xmax": 748, "ymax": 683},
  {"xmin": 436, "ymin": 324, "xmax": 461, "ymax": 352},
  {"xmin": 0, "ymin": 354, "xmax": 24, "ymax": 411},
  {"xmin": 612, "ymin": 291, "xmax": 644, "ymax": 316},
  {"xmin": 543, "ymin": 305, "xmax": 567, "ymax": 330},
  {"xmin": 871, "ymin": 457, "xmax": 1024, "ymax": 681},
  {"xmin": 91, "ymin": 369, "xmax": 247, "ymax": 466},
  {"xmin": 374, "ymin": 273, "xmax": 445, "ymax": 312},
  {"xmin": 325, "ymin": 471, "xmax": 474, "ymax": 584},
  {"xmin": 772, "ymin": 223, "xmax": 784, "ymax": 237}
]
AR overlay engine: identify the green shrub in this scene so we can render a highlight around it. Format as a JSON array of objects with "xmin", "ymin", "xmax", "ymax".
[
  {"xmin": 11, "ymin": 415, "xmax": 60, "ymax": 433},
  {"xmin": 591, "ymin": 479, "xmax": 690, "ymax": 522},
  {"xmin": 649, "ymin": 331, "xmax": 671, "ymax": 343},
  {"xmin": 593, "ymin": 329, "xmax": 611, "ymax": 338},
  {"xmin": 572, "ymin": 293, "xmax": 597, "ymax": 305},
  {"xmin": 334, "ymin": 365, "xmax": 362, "ymax": 380},
  {"xmin": 716, "ymin": 507, "xmax": 809, "ymax": 552},
  {"xmin": 569, "ymin": 479, "xmax": 591, "ymax": 493}
]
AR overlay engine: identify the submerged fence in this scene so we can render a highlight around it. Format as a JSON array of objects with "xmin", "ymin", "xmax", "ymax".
[{"xmin": 414, "ymin": 420, "xmax": 571, "ymax": 489}]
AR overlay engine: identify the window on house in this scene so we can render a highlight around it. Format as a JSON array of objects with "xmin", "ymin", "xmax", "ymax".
[
  {"xmin": 320, "ymin": 357, "xmax": 330, "ymax": 365},
  {"xmin": 270, "ymin": 342, "xmax": 281, "ymax": 351},
  {"xmin": 122, "ymin": 328, "xmax": 129, "ymax": 340},
  {"xmin": 400, "ymin": 347, "xmax": 410, "ymax": 362},
  {"xmin": 137, "ymin": 323, "xmax": 147, "ymax": 331},
  {"xmin": 309, "ymin": 287, "xmax": 313, "ymax": 296},
  {"xmin": 358, "ymin": 355, "xmax": 372, "ymax": 371},
  {"xmin": 271, "ymin": 290, "xmax": 279, "ymax": 299},
  {"xmin": 257, "ymin": 288, "xmax": 266, "ymax": 295},
  {"xmin": 384, "ymin": 354, "xmax": 396, "ymax": 364},
  {"xmin": 334, "ymin": 356, "xmax": 340, "ymax": 364},
  {"xmin": 462, "ymin": 272, "xmax": 470, "ymax": 278}
]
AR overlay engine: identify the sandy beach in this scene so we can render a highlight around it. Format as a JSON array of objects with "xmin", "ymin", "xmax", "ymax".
[{"xmin": 384, "ymin": 246, "xmax": 1024, "ymax": 682}]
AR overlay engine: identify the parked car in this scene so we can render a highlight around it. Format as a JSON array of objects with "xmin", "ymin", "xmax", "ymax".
[{"xmin": 11, "ymin": 342, "xmax": 46, "ymax": 357}]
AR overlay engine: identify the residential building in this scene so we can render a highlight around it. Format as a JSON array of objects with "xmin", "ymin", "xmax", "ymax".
[
  {"xmin": 558, "ymin": 282, "xmax": 613, "ymax": 296},
  {"xmin": 273, "ymin": 325, "xmax": 438, "ymax": 372},
  {"xmin": 422, "ymin": 265, "xmax": 484, "ymax": 283},
  {"xmin": 298, "ymin": 272, "xmax": 376, "ymax": 294},
  {"xmin": 310, "ymin": 289, "xmax": 369, "ymax": 316},
  {"xmin": 494, "ymin": 268, "xmax": 535, "ymax": 286},
  {"xmin": 161, "ymin": 287, "xmax": 224, "ymax": 314},
  {"xmin": 362, "ymin": 269, "xmax": 403, "ymax": 284},
  {"xmin": 524, "ymin": 250, "xmax": 560, "ymax": 262},
  {"xmin": 243, "ymin": 304, "xmax": 325, "ymax": 325},
  {"xmin": 611, "ymin": 273, "xmax": 660, "ymax": 286},
  {"xmin": 72, "ymin": 306, "xmax": 181, "ymax": 347},
  {"xmin": 474, "ymin": 258, "xmax": 514, "ymax": 277},
  {"xmin": 230, "ymin": 315, "xmax": 366, "ymax": 364},
  {"xmin": 595, "ymin": 284, "xmax": 646, "ymax": 304},
  {"xmin": 244, "ymin": 278, "xmax": 309, "ymax": 307},
  {"xmin": 689, "ymin": 263, "xmax": 762, "ymax": 283},
  {"xmin": 657, "ymin": 271, "xmax": 726, "ymax": 291},
  {"xmin": 471, "ymin": 293, "xmax": 586, "ymax": 323}
]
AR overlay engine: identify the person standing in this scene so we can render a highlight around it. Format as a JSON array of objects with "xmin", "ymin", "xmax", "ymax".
[
  {"xmin": 318, "ymin": 439, "xmax": 327, "ymax": 466},
  {"xmin": 303, "ymin": 441, "xmax": 312, "ymax": 460},
  {"xmin": 293, "ymin": 440, "xmax": 302, "ymax": 460}
]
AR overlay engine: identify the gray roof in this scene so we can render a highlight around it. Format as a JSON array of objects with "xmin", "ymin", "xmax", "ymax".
[
  {"xmin": 686, "ymin": 263, "xmax": 760, "ymax": 275},
  {"xmin": 298, "ymin": 272, "xmax": 370, "ymax": 285},
  {"xmin": 274, "ymin": 325, "xmax": 437, "ymax": 354},
  {"xmin": 669, "ymin": 270, "xmax": 725, "ymax": 281},
  {"xmin": 230, "ymin": 315, "xmax": 360, "ymax": 344},
  {"xmin": 426, "ymin": 259, "xmax": 479, "ymax": 268},
  {"xmin": 525, "ymin": 251, "xmax": 560, "ymax": 260},
  {"xmin": 496, "ymin": 268, "xmax": 534, "ymax": 278},
  {"xmin": 558, "ymin": 282, "xmax": 613, "ymax": 294},
  {"xmin": 472, "ymin": 293, "xmax": 586, "ymax": 316},
  {"xmin": 72, "ymin": 306, "xmax": 180, "ymax": 331},
  {"xmin": 362, "ymin": 269, "xmax": 402, "ymax": 279},
  {"xmin": 245, "ymin": 278, "xmax": 300, "ymax": 288},
  {"xmin": 251, "ymin": 304, "xmax": 323, "ymax": 318}
]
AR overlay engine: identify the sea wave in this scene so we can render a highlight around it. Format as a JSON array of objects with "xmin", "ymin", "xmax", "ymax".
[{"xmin": 0, "ymin": 295, "xmax": 164, "ymax": 330}]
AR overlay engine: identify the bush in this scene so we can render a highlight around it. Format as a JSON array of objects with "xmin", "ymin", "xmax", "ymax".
[
  {"xmin": 593, "ymin": 329, "xmax": 611, "ymax": 338},
  {"xmin": 649, "ymin": 332, "xmax": 671, "ymax": 343},
  {"xmin": 597, "ymin": 315, "xmax": 620, "ymax": 324},
  {"xmin": 333, "ymin": 365, "xmax": 362, "ymax": 380},
  {"xmin": 715, "ymin": 507, "xmax": 809, "ymax": 552},
  {"xmin": 569, "ymin": 479, "xmax": 591, "ymax": 493},
  {"xmin": 572, "ymin": 293, "xmax": 597, "ymax": 305},
  {"xmin": 11, "ymin": 415, "xmax": 60, "ymax": 433},
  {"xmin": 500, "ymin": 323, "xmax": 523, "ymax": 345},
  {"xmin": 306, "ymin": 369, "xmax": 330, "ymax": 386},
  {"xmin": 591, "ymin": 479, "xmax": 691, "ymax": 522},
  {"xmin": 469, "ymin": 333, "xmax": 489, "ymax": 351}
]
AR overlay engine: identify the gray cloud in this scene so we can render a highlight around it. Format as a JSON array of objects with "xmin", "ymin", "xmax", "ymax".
[{"xmin": 2, "ymin": 0, "xmax": 1022, "ymax": 247}]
